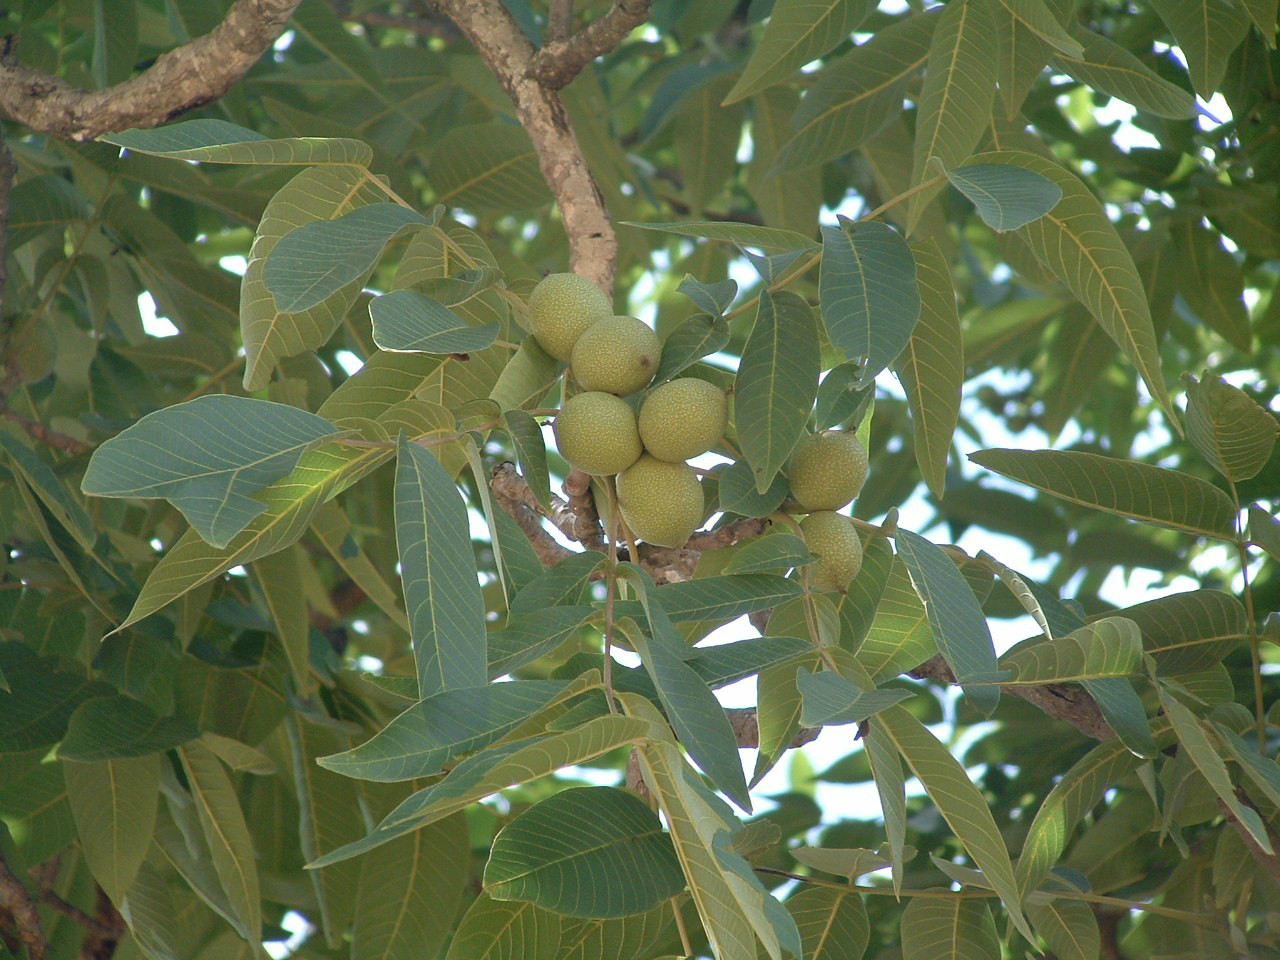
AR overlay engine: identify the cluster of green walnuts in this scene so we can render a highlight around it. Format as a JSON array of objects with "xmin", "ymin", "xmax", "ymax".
[{"xmin": 530, "ymin": 273, "xmax": 869, "ymax": 593}]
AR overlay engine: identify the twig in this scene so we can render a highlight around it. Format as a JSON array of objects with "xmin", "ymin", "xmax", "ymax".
[
  {"xmin": 38, "ymin": 890, "xmax": 112, "ymax": 938},
  {"xmin": 529, "ymin": 0, "xmax": 653, "ymax": 89},
  {"xmin": 433, "ymin": 0, "xmax": 622, "ymax": 289},
  {"xmin": 0, "ymin": 0, "xmax": 303, "ymax": 141},
  {"xmin": 0, "ymin": 852, "xmax": 46, "ymax": 960}
]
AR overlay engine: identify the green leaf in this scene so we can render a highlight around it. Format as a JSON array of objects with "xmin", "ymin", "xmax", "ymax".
[
  {"xmin": 946, "ymin": 163, "xmax": 1063, "ymax": 231},
  {"xmin": 240, "ymin": 164, "xmax": 385, "ymax": 390},
  {"xmin": 716, "ymin": 459, "xmax": 790, "ymax": 518},
  {"xmin": 395, "ymin": 436, "xmax": 488, "ymax": 698},
  {"xmin": 619, "ymin": 564, "xmax": 752, "ymax": 810},
  {"xmin": 487, "ymin": 606, "xmax": 598, "ymax": 677},
  {"xmin": 836, "ymin": 533, "xmax": 893, "ymax": 652},
  {"xmin": 491, "ymin": 337, "xmax": 561, "ymax": 412},
  {"xmin": 0, "ymin": 645, "xmax": 110, "ymax": 752},
  {"xmin": 81, "ymin": 395, "xmax": 344, "ymax": 549},
  {"xmin": 431, "ymin": 122, "xmax": 552, "ymax": 212},
  {"xmin": 653, "ymin": 313, "xmax": 731, "ymax": 384},
  {"xmin": 1213, "ymin": 724, "xmax": 1280, "ymax": 810},
  {"xmin": 444, "ymin": 895, "xmax": 564, "ymax": 960},
  {"xmin": 623, "ymin": 220, "xmax": 821, "ymax": 251},
  {"xmin": 352, "ymin": 814, "xmax": 469, "ymax": 960},
  {"xmin": 317, "ymin": 679, "xmax": 582, "ymax": 781},
  {"xmin": 690, "ymin": 635, "xmax": 815, "ymax": 688},
  {"xmin": 1161, "ymin": 689, "xmax": 1272, "ymax": 852},
  {"xmin": 678, "ymin": 274, "xmax": 740, "ymax": 315},
  {"xmin": 907, "ymin": 0, "xmax": 997, "ymax": 230},
  {"xmin": 999, "ymin": 617, "xmax": 1143, "ymax": 683},
  {"xmin": 1185, "ymin": 372, "xmax": 1278, "ymax": 482},
  {"xmin": 0, "ymin": 429, "xmax": 96, "ymax": 552},
  {"xmin": 485, "ymin": 787, "xmax": 685, "ymax": 917},
  {"xmin": 855, "ymin": 554, "xmax": 936, "ymax": 682},
  {"xmin": 119, "ymin": 860, "xmax": 183, "ymax": 960},
  {"xmin": 895, "ymin": 529, "xmax": 1002, "ymax": 715},
  {"xmin": 1150, "ymin": 0, "xmax": 1251, "ymax": 98},
  {"xmin": 993, "ymin": 2, "xmax": 1053, "ymax": 120},
  {"xmin": 64, "ymin": 755, "xmax": 160, "ymax": 905},
  {"xmin": 995, "ymin": 0, "xmax": 1082, "ymax": 56},
  {"xmin": 511, "ymin": 551, "xmax": 606, "ymax": 615},
  {"xmin": 101, "ymin": 119, "xmax": 374, "ymax": 166},
  {"xmin": 1174, "ymin": 221, "xmax": 1252, "ymax": 350},
  {"xmin": 775, "ymin": 12, "xmax": 937, "ymax": 172},
  {"xmin": 791, "ymin": 845, "xmax": 910, "ymax": 880},
  {"xmin": 621, "ymin": 694, "xmax": 802, "ymax": 960},
  {"xmin": 1083, "ymin": 675, "xmax": 1158, "ymax": 759},
  {"xmin": 900, "ymin": 898, "xmax": 1000, "ymax": 960},
  {"xmin": 311, "ymin": 716, "xmax": 650, "ymax": 867},
  {"xmin": 725, "ymin": 0, "xmax": 877, "ymax": 103},
  {"xmin": 200, "ymin": 733, "xmax": 276, "ymax": 776},
  {"xmin": 734, "ymin": 289, "xmax": 821, "ymax": 492},
  {"xmin": 748, "ymin": 87, "xmax": 824, "ymax": 236},
  {"xmin": 1027, "ymin": 898, "xmax": 1101, "ymax": 960},
  {"xmin": 263, "ymin": 203, "xmax": 432, "ymax": 313},
  {"xmin": 863, "ymin": 723, "xmax": 909, "ymax": 891},
  {"xmin": 796, "ymin": 668, "xmax": 914, "ymax": 726},
  {"xmin": 785, "ymin": 886, "xmax": 869, "ymax": 960},
  {"xmin": 724, "ymin": 533, "xmax": 812, "ymax": 575},
  {"xmin": 252, "ymin": 545, "xmax": 312, "ymax": 693},
  {"xmin": 371, "ymin": 289, "xmax": 501, "ymax": 353},
  {"xmin": 967, "ymin": 150, "xmax": 1177, "ymax": 424},
  {"xmin": 1250, "ymin": 506, "xmax": 1280, "ymax": 563},
  {"xmin": 559, "ymin": 907, "xmax": 673, "ymax": 960},
  {"xmin": 968, "ymin": 448, "xmax": 1237, "ymax": 540},
  {"xmin": 892, "ymin": 238, "xmax": 962, "ymax": 498},
  {"xmin": 502, "ymin": 410, "xmax": 553, "ymax": 512},
  {"xmin": 820, "ymin": 219, "xmax": 920, "ymax": 386},
  {"xmin": 58, "ymin": 696, "xmax": 197, "ymax": 760},
  {"xmin": 5, "ymin": 175, "xmax": 89, "ymax": 250},
  {"xmin": 179, "ymin": 740, "xmax": 262, "ymax": 945},
  {"xmin": 312, "ymin": 502, "xmax": 410, "ymax": 631},
  {"xmin": 1051, "ymin": 28, "xmax": 1196, "ymax": 119},
  {"xmin": 875, "ymin": 705, "xmax": 1033, "ymax": 940}
]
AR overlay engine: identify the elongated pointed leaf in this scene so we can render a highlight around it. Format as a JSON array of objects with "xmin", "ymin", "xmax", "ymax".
[
  {"xmin": 264, "ymin": 203, "xmax": 432, "ymax": 313},
  {"xmin": 893, "ymin": 238, "xmax": 962, "ymax": 498},
  {"xmin": 947, "ymin": 163, "xmax": 1063, "ymax": 231},
  {"xmin": 485, "ymin": 787, "xmax": 684, "ymax": 917},
  {"xmin": 371, "ymin": 289, "xmax": 500, "ymax": 353},
  {"xmin": 965, "ymin": 151, "xmax": 1177, "ymax": 424},
  {"xmin": 1000, "ymin": 617, "xmax": 1143, "ymax": 683},
  {"xmin": 352, "ymin": 814, "xmax": 469, "ymax": 960},
  {"xmin": 797, "ymin": 668, "xmax": 914, "ymax": 726},
  {"xmin": 995, "ymin": 0, "xmax": 1082, "ymax": 56},
  {"xmin": 81, "ymin": 395, "xmax": 343, "ymax": 549},
  {"xmin": 654, "ymin": 313, "xmax": 731, "ymax": 384},
  {"xmin": 994, "ymin": 2, "xmax": 1053, "ymax": 120},
  {"xmin": 1185, "ymin": 372, "xmax": 1278, "ymax": 482},
  {"xmin": 1175, "ymin": 221, "xmax": 1251, "ymax": 350},
  {"xmin": 735, "ymin": 289, "xmax": 821, "ymax": 493},
  {"xmin": 318, "ymin": 679, "xmax": 581, "ymax": 781},
  {"xmin": 621, "ymin": 694, "xmax": 802, "ymax": 960},
  {"xmin": 102, "ymin": 119, "xmax": 373, "ymax": 165},
  {"xmin": 785, "ymin": 886, "xmax": 869, "ymax": 960},
  {"xmin": 502, "ymin": 410, "xmax": 553, "ymax": 512},
  {"xmin": 875, "ymin": 705, "xmax": 1033, "ymax": 940},
  {"xmin": 969, "ymin": 447, "xmax": 1237, "ymax": 540},
  {"xmin": 311, "ymin": 716, "xmax": 650, "ymax": 867},
  {"xmin": 395, "ymin": 436, "xmax": 488, "ymax": 698},
  {"xmin": 856, "ymin": 554, "xmax": 936, "ymax": 682},
  {"xmin": 907, "ymin": 0, "xmax": 997, "ymax": 230},
  {"xmin": 1027, "ymin": 898, "xmax": 1101, "ymax": 960},
  {"xmin": 864, "ymin": 722, "xmax": 908, "ymax": 891},
  {"xmin": 820, "ymin": 219, "xmax": 920, "ymax": 386},
  {"xmin": 445, "ymin": 894, "xmax": 564, "ymax": 960},
  {"xmin": 179, "ymin": 740, "xmax": 262, "ymax": 946},
  {"xmin": 901, "ymin": 898, "xmax": 1000, "ymax": 960},
  {"xmin": 58, "ymin": 695, "xmax": 197, "ymax": 760},
  {"xmin": 432, "ymin": 122, "xmax": 552, "ymax": 212},
  {"xmin": 119, "ymin": 860, "xmax": 183, "ymax": 960},
  {"xmin": 776, "ymin": 12, "xmax": 937, "ymax": 172},
  {"xmin": 1150, "ymin": 0, "xmax": 1251, "ymax": 98},
  {"xmin": 1051, "ymin": 28, "xmax": 1196, "ymax": 118},
  {"xmin": 64, "ymin": 755, "xmax": 160, "ymax": 905},
  {"xmin": 717, "ymin": 459, "xmax": 790, "ymax": 518},
  {"xmin": 723, "ymin": 532, "xmax": 812, "ymax": 576},
  {"xmin": 0, "ymin": 431, "xmax": 95, "ymax": 550},
  {"xmin": 725, "ymin": 0, "xmax": 877, "ymax": 103},
  {"xmin": 253, "ymin": 545, "xmax": 312, "ymax": 693},
  {"xmin": 895, "ymin": 529, "xmax": 1002, "ymax": 715}
]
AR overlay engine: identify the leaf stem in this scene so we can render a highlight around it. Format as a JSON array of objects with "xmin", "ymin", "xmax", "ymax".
[
  {"xmin": 670, "ymin": 897, "xmax": 693, "ymax": 958},
  {"xmin": 1229, "ymin": 478, "xmax": 1265, "ymax": 749},
  {"xmin": 180, "ymin": 353, "xmax": 247, "ymax": 403},
  {"xmin": 601, "ymin": 478, "xmax": 622, "ymax": 714},
  {"xmin": 858, "ymin": 172, "xmax": 948, "ymax": 224},
  {"xmin": 723, "ymin": 250, "xmax": 822, "ymax": 322}
]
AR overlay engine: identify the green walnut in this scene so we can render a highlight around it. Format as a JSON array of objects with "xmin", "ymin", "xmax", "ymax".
[
  {"xmin": 528, "ymin": 273, "xmax": 613, "ymax": 362},
  {"xmin": 638, "ymin": 378, "xmax": 728, "ymax": 462},
  {"xmin": 617, "ymin": 455, "xmax": 704, "ymax": 548},
  {"xmin": 553, "ymin": 392, "xmax": 642, "ymax": 476},
  {"xmin": 800, "ymin": 511, "xmax": 863, "ymax": 592},
  {"xmin": 571, "ymin": 315, "xmax": 661, "ymax": 396},
  {"xmin": 787, "ymin": 431, "xmax": 869, "ymax": 512}
]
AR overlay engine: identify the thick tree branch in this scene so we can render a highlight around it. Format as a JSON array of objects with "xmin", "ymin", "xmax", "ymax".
[
  {"xmin": 0, "ymin": 853, "xmax": 46, "ymax": 960},
  {"xmin": 432, "ymin": 0, "xmax": 621, "ymax": 289},
  {"xmin": 909, "ymin": 655, "xmax": 1114, "ymax": 741},
  {"xmin": 0, "ymin": 0, "xmax": 302, "ymax": 141},
  {"xmin": 530, "ymin": 0, "xmax": 652, "ymax": 89}
]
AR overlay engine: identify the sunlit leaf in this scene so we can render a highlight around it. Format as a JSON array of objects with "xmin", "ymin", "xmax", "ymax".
[
  {"xmin": 1185, "ymin": 372, "xmax": 1278, "ymax": 482},
  {"xmin": 371, "ymin": 289, "xmax": 501, "ymax": 353},
  {"xmin": 1051, "ymin": 27, "xmax": 1196, "ymax": 119},
  {"xmin": 785, "ymin": 886, "xmax": 869, "ymax": 960},
  {"xmin": 901, "ymin": 897, "xmax": 999, "ymax": 960},
  {"xmin": 1150, "ymin": 0, "xmax": 1251, "ymax": 98},
  {"xmin": 102, "ymin": 119, "xmax": 374, "ymax": 165},
  {"xmin": 999, "ymin": 617, "xmax": 1143, "ymax": 683}
]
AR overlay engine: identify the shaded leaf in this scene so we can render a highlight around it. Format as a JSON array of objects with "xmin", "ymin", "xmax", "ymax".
[
  {"xmin": 797, "ymin": 668, "xmax": 914, "ymax": 726},
  {"xmin": 1052, "ymin": 28, "xmax": 1196, "ymax": 118},
  {"xmin": 371, "ymin": 289, "xmax": 500, "ymax": 353},
  {"xmin": 102, "ymin": 119, "xmax": 373, "ymax": 165},
  {"xmin": 64, "ymin": 755, "xmax": 161, "ymax": 905},
  {"xmin": 724, "ymin": 533, "xmax": 813, "ymax": 575},
  {"xmin": 1150, "ymin": 0, "xmax": 1251, "ymax": 98},
  {"xmin": 1027, "ymin": 897, "xmax": 1101, "ymax": 960},
  {"xmin": 1185, "ymin": 372, "xmax": 1277, "ymax": 482},
  {"xmin": 444, "ymin": 894, "xmax": 563, "ymax": 960},
  {"xmin": 432, "ymin": 122, "xmax": 552, "ymax": 212},
  {"xmin": 654, "ymin": 313, "xmax": 731, "ymax": 383},
  {"xmin": 1174, "ymin": 221, "xmax": 1252, "ymax": 350},
  {"xmin": 58, "ymin": 696, "xmax": 197, "ymax": 760},
  {"xmin": 716, "ymin": 459, "xmax": 790, "ymax": 518},
  {"xmin": 623, "ymin": 220, "xmax": 820, "ymax": 250},
  {"xmin": 946, "ymin": 163, "xmax": 1063, "ymax": 231}
]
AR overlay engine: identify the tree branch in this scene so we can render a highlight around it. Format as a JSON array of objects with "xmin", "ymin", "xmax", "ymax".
[
  {"xmin": 0, "ymin": 0, "xmax": 302, "ymax": 141},
  {"xmin": 432, "ymin": 0, "xmax": 621, "ymax": 290},
  {"xmin": 0, "ymin": 853, "xmax": 46, "ymax": 960},
  {"xmin": 909, "ymin": 654, "xmax": 1114, "ymax": 741},
  {"xmin": 529, "ymin": 0, "xmax": 652, "ymax": 89}
]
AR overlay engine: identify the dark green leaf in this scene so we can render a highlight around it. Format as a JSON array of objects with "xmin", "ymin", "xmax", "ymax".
[
  {"xmin": 796, "ymin": 668, "xmax": 914, "ymax": 726},
  {"xmin": 1185, "ymin": 372, "xmax": 1278, "ymax": 482},
  {"xmin": 58, "ymin": 696, "xmax": 197, "ymax": 760},
  {"xmin": 946, "ymin": 163, "xmax": 1063, "ymax": 231},
  {"xmin": 653, "ymin": 313, "xmax": 731, "ymax": 383},
  {"xmin": 371, "ymin": 290, "xmax": 501, "ymax": 353}
]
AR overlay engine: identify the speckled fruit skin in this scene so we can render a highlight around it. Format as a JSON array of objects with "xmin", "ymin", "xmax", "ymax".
[
  {"xmin": 553, "ymin": 392, "xmax": 642, "ymax": 476},
  {"xmin": 528, "ymin": 273, "xmax": 613, "ymax": 362},
  {"xmin": 787, "ymin": 431, "xmax": 869, "ymax": 512},
  {"xmin": 800, "ymin": 511, "xmax": 863, "ymax": 592},
  {"xmin": 637, "ymin": 378, "xmax": 728, "ymax": 462},
  {"xmin": 617, "ymin": 455, "xmax": 705, "ymax": 548},
  {"xmin": 570, "ymin": 315, "xmax": 661, "ymax": 396}
]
